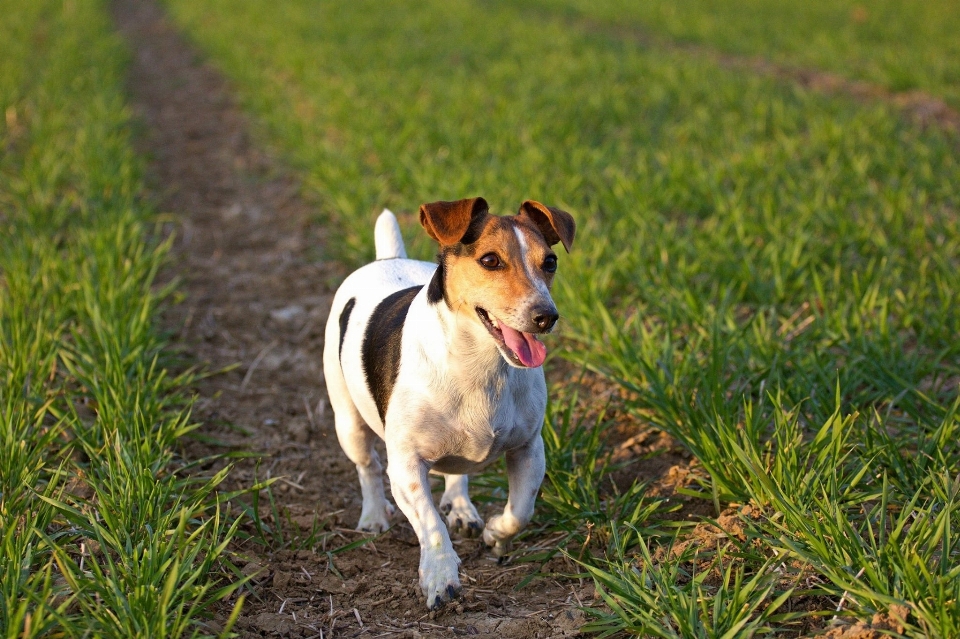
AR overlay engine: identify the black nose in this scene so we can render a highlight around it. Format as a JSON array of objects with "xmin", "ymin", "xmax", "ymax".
[{"xmin": 532, "ymin": 307, "xmax": 559, "ymax": 332}]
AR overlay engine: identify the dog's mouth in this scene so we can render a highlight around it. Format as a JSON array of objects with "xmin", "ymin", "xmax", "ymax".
[{"xmin": 476, "ymin": 307, "xmax": 547, "ymax": 368}]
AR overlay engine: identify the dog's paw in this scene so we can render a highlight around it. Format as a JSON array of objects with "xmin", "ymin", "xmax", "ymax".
[
  {"xmin": 357, "ymin": 502, "xmax": 395, "ymax": 534},
  {"xmin": 439, "ymin": 499, "xmax": 484, "ymax": 539},
  {"xmin": 482, "ymin": 514, "xmax": 513, "ymax": 558},
  {"xmin": 419, "ymin": 551, "xmax": 462, "ymax": 610}
]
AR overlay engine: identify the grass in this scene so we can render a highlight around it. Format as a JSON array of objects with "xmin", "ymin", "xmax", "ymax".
[
  {"xmin": 0, "ymin": 0, "xmax": 951, "ymax": 634},
  {"xmin": 523, "ymin": 0, "xmax": 960, "ymax": 108},
  {"xmin": 583, "ymin": 532, "xmax": 799, "ymax": 638},
  {"xmin": 161, "ymin": 0, "xmax": 960, "ymax": 634},
  {"xmin": 0, "ymin": 0, "xmax": 242, "ymax": 636}
]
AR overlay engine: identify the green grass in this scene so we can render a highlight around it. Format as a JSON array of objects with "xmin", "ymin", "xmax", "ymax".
[
  {"xmin": 159, "ymin": 0, "xmax": 960, "ymax": 635},
  {"xmin": 531, "ymin": 0, "xmax": 960, "ymax": 108},
  {"xmin": 583, "ymin": 531, "xmax": 800, "ymax": 638},
  {"xmin": 0, "ymin": 1, "xmax": 242, "ymax": 636}
]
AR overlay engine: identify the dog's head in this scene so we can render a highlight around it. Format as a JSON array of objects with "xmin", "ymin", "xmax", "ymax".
[{"xmin": 419, "ymin": 197, "xmax": 575, "ymax": 368}]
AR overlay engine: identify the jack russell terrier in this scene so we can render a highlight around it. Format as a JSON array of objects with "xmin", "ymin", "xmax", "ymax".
[{"xmin": 322, "ymin": 197, "xmax": 575, "ymax": 609}]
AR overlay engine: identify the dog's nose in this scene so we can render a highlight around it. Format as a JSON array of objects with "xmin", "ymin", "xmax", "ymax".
[{"xmin": 532, "ymin": 307, "xmax": 559, "ymax": 332}]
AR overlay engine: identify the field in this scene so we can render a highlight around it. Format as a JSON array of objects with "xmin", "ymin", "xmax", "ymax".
[
  {"xmin": 3, "ymin": 0, "xmax": 959, "ymax": 636},
  {"xmin": 160, "ymin": 0, "xmax": 960, "ymax": 635},
  {"xmin": 534, "ymin": 0, "xmax": 960, "ymax": 108},
  {"xmin": 0, "ymin": 1, "xmax": 240, "ymax": 636}
]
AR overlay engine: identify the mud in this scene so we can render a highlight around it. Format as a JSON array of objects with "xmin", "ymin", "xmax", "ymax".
[{"xmin": 112, "ymin": 1, "xmax": 593, "ymax": 636}]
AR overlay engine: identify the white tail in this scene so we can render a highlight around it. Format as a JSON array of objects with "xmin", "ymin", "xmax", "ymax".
[{"xmin": 374, "ymin": 209, "xmax": 407, "ymax": 260}]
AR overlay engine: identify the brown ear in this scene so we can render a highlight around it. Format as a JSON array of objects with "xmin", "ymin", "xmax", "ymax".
[
  {"xmin": 519, "ymin": 200, "xmax": 576, "ymax": 253},
  {"xmin": 419, "ymin": 197, "xmax": 489, "ymax": 246}
]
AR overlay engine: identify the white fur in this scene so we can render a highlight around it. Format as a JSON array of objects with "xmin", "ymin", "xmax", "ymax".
[
  {"xmin": 322, "ymin": 210, "xmax": 548, "ymax": 610},
  {"xmin": 514, "ymin": 226, "xmax": 551, "ymax": 298}
]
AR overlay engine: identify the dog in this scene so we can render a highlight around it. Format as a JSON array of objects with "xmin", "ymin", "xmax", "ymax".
[{"xmin": 322, "ymin": 197, "xmax": 575, "ymax": 609}]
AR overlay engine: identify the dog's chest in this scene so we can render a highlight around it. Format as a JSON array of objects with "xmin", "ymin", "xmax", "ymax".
[{"xmin": 428, "ymin": 372, "xmax": 544, "ymax": 474}]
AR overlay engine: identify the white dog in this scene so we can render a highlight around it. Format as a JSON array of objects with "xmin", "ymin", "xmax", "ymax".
[{"xmin": 322, "ymin": 197, "xmax": 575, "ymax": 609}]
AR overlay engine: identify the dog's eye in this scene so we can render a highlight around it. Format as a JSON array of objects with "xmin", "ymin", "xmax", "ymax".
[
  {"xmin": 542, "ymin": 255, "xmax": 558, "ymax": 273},
  {"xmin": 479, "ymin": 253, "xmax": 501, "ymax": 269}
]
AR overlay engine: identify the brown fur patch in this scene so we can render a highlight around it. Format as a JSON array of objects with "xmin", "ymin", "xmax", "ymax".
[
  {"xmin": 519, "ymin": 200, "xmax": 576, "ymax": 253},
  {"xmin": 419, "ymin": 198, "xmax": 488, "ymax": 246}
]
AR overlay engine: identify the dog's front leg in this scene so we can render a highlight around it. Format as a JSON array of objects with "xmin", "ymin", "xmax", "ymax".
[
  {"xmin": 483, "ymin": 435, "xmax": 546, "ymax": 557},
  {"xmin": 387, "ymin": 450, "xmax": 461, "ymax": 609}
]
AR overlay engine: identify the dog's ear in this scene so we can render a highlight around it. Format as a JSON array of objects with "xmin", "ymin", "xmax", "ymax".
[
  {"xmin": 519, "ymin": 200, "xmax": 576, "ymax": 253},
  {"xmin": 419, "ymin": 197, "xmax": 489, "ymax": 246}
]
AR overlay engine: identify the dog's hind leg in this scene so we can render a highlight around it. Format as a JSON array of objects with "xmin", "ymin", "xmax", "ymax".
[
  {"xmin": 439, "ymin": 474, "xmax": 484, "ymax": 538},
  {"xmin": 333, "ymin": 403, "xmax": 394, "ymax": 533},
  {"xmin": 336, "ymin": 412, "xmax": 394, "ymax": 533}
]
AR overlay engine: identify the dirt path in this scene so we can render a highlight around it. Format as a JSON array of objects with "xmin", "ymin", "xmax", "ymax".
[{"xmin": 113, "ymin": 1, "xmax": 588, "ymax": 637}]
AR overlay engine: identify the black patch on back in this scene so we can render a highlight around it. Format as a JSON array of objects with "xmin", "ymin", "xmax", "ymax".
[
  {"xmin": 362, "ymin": 286, "xmax": 422, "ymax": 423},
  {"xmin": 338, "ymin": 297, "xmax": 356, "ymax": 358}
]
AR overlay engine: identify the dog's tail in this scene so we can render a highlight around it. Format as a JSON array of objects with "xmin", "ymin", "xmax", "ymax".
[{"xmin": 374, "ymin": 209, "xmax": 408, "ymax": 260}]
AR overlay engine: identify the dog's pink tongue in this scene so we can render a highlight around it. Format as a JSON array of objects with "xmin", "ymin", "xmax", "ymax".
[{"xmin": 500, "ymin": 323, "xmax": 547, "ymax": 368}]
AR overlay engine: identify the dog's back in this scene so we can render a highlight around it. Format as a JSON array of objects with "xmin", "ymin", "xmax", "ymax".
[{"xmin": 322, "ymin": 210, "xmax": 435, "ymax": 435}]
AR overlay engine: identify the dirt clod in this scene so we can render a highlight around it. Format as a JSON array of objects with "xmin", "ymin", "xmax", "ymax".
[{"xmin": 813, "ymin": 604, "xmax": 911, "ymax": 638}]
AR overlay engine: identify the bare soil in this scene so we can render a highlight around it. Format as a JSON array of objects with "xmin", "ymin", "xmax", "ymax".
[{"xmin": 112, "ymin": 1, "xmax": 597, "ymax": 636}]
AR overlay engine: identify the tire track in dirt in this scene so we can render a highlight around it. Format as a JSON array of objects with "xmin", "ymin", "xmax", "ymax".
[
  {"xmin": 535, "ymin": 7, "xmax": 960, "ymax": 133},
  {"xmin": 719, "ymin": 54, "xmax": 960, "ymax": 133},
  {"xmin": 112, "ymin": 1, "xmax": 589, "ymax": 637}
]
